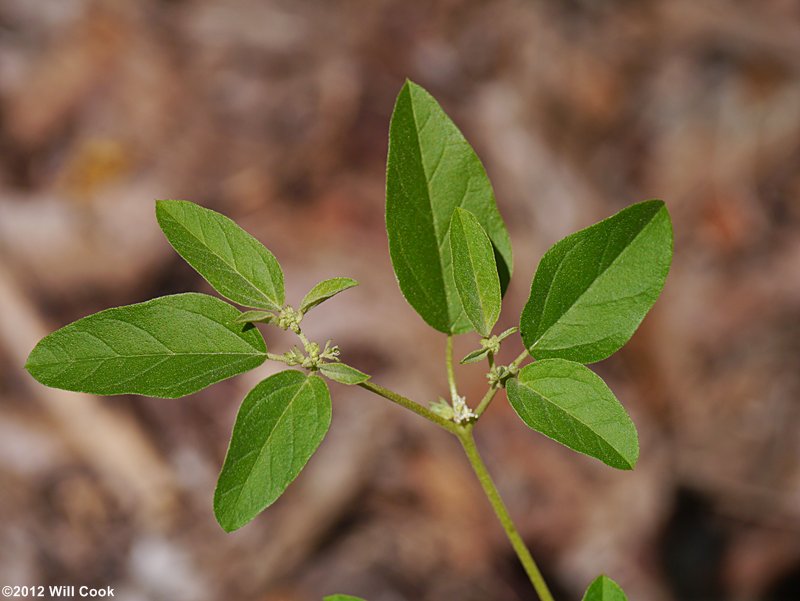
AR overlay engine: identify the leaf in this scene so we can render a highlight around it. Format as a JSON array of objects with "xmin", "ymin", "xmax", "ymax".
[
  {"xmin": 300, "ymin": 277, "xmax": 358, "ymax": 313},
  {"xmin": 429, "ymin": 398, "xmax": 455, "ymax": 420},
  {"xmin": 214, "ymin": 370, "xmax": 331, "ymax": 532},
  {"xmin": 495, "ymin": 326, "xmax": 518, "ymax": 342},
  {"xmin": 234, "ymin": 310, "xmax": 275, "ymax": 324},
  {"xmin": 520, "ymin": 200, "xmax": 673, "ymax": 363},
  {"xmin": 449, "ymin": 207, "xmax": 502, "ymax": 336},
  {"xmin": 156, "ymin": 200, "xmax": 285, "ymax": 310},
  {"xmin": 506, "ymin": 359, "xmax": 638, "ymax": 469},
  {"xmin": 324, "ymin": 596, "xmax": 367, "ymax": 601},
  {"xmin": 25, "ymin": 293, "xmax": 267, "ymax": 398},
  {"xmin": 582, "ymin": 576, "xmax": 628, "ymax": 601},
  {"xmin": 460, "ymin": 347, "xmax": 490, "ymax": 365},
  {"xmin": 319, "ymin": 363, "xmax": 370, "ymax": 385},
  {"xmin": 386, "ymin": 80, "xmax": 512, "ymax": 334}
]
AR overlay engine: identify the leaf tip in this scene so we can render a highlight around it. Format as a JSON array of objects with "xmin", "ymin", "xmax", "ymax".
[
  {"xmin": 399, "ymin": 78, "xmax": 431, "ymax": 102},
  {"xmin": 612, "ymin": 441, "xmax": 639, "ymax": 471},
  {"xmin": 626, "ymin": 449, "xmax": 640, "ymax": 471},
  {"xmin": 450, "ymin": 206, "xmax": 468, "ymax": 228},
  {"xmin": 23, "ymin": 341, "xmax": 48, "ymax": 382},
  {"xmin": 636, "ymin": 198, "xmax": 670, "ymax": 221},
  {"xmin": 154, "ymin": 198, "xmax": 181, "ymax": 213},
  {"xmin": 583, "ymin": 574, "xmax": 628, "ymax": 601},
  {"xmin": 23, "ymin": 356, "xmax": 36, "ymax": 378},
  {"xmin": 154, "ymin": 199, "xmax": 182, "ymax": 225},
  {"xmin": 397, "ymin": 79, "xmax": 413, "ymax": 101},
  {"xmin": 213, "ymin": 489, "xmax": 247, "ymax": 533},
  {"xmin": 213, "ymin": 511, "xmax": 240, "ymax": 534}
]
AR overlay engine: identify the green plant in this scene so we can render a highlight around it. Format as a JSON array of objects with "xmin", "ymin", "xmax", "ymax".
[{"xmin": 25, "ymin": 81, "xmax": 673, "ymax": 601}]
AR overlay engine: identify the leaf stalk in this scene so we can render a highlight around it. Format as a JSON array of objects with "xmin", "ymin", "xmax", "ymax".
[
  {"xmin": 446, "ymin": 335, "xmax": 459, "ymax": 402},
  {"xmin": 357, "ymin": 381, "xmax": 459, "ymax": 433}
]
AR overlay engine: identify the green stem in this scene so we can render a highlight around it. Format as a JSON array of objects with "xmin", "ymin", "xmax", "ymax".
[
  {"xmin": 297, "ymin": 331, "xmax": 312, "ymax": 349},
  {"xmin": 355, "ymin": 354, "xmax": 553, "ymax": 599},
  {"xmin": 358, "ymin": 381, "xmax": 458, "ymax": 433},
  {"xmin": 446, "ymin": 335, "xmax": 458, "ymax": 402},
  {"xmin": 293, "ymin": 332, "xmax": 548, "ymax": 597},
  {"xmin": 458, "ymin": 429, "xmax": 555, "ymax": 601},
  {"xmin": 510, "ymin": 348, "xmax": 530, "ymax": 369},
  {"xmin": 266, "ymin": 352, "xmax": 290, "ymax": 364},
  {"xmin": 475, "ymin": 348, "xmax": 528, "ymax": 419},
  {"xmin": 474, "ymin": 385, "xmax": 500, "ymax": 418}
]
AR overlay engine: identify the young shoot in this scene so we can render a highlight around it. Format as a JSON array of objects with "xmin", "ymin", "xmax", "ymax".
[{"xmin": 26, "ymin": 80, "xmax": 673, "ymax": 601}]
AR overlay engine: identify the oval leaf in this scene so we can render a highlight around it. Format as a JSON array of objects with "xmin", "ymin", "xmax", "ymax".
[
  {"xmin": 496, "ymin": 326, "xmax": 518, "ymax": 342},
  {"xmin": 25, "ymin": 293, "xmax": 266, "ymax": 398},
  {"xmin": 234, "ymin": 310, "xmax": 275, "ymax": 324},
  {"xmin": 386, "ymin": 80, "xmax": 512, "ymax": 334},
  {"xmin": 520, "ymin": 200, "xmax": 673, "ymax": 363},
  {"xmin": 214, "ymin": 370, "xmax": 331, "ymax": 532},
  {"xmin": 319, "ymin": 363, "xmax": 370, "ymax": 385},
  {"xmin": 582, "ymin": 576, "xmax": 628, "ymax": 601},
  {"xmin": 450, "ymin": 208, "xmax": 501, "ymax": 336},
  {"xmin": 460, "ymin": 347, "xmax": 490, "ymax": 365},
  {"xmin": 324, "ymin": 596, "xmax": 367, "ymax": 601},
  {"xmin": 506, "ymin": 359, "xmax": 638, "ymax": 469},
  {"xmin": 156, "ymin": 200, "xmax": 285, "ymax": 310},
  {"xmin": 300, "ymin": 277, "xmax": 358, "ymax": 314}
]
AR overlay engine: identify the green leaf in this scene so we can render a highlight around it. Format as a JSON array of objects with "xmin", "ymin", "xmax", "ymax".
[
  {"xmin": 495, "ymin": 326, "xmax": 518, "ymax": 342},
  {"xmin": 324, "ymin": 596, "xmax": 367, "ymax": 601},
  {"xmin": 429, "ymin": 397, "xmax": 456, "ymax": 420},
  {"xmin": 234, "ymin": 310, "xmax": 275, "ymax": 324},
  {"xmin": 582, "ymin": 575, "xmax": 628, "ymax": 601},
  {"xmin": 214, "ymin": 370, "xmax": 331, "ymax": 532},
  {"xmin": 156, "ymin": 200, "xmax": 285, "ymax": 310},
  {"xmin": 300, "ymin": 277, "xmax": 358, "ymax": 313},
  {"xmin": 506, "ymin": 359, "xmax": 638, "ymax": 470},
  {"xmin": 520, "ymin": 200, "xmax": 672, "ymax": 363},
  {"xmin": 386, "ymin": 80, "xmax": 512, "ymax": 334},
  {"xmin": 319, "ymin": 362, "xmax": 370, "ymax": 385},
  {"xmin": 25, "ymin": 293, "xmax": 267, "ymax": 398},
  {"xmin": 460, "ymin": 347, "xmax": 490, "ymax": 364},
  {"xmin": 449, "ymin": 207, "xmax": 502, "ymax": 336}
]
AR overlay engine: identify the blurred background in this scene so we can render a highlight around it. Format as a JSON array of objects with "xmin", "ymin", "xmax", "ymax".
[{"xmin": 1, "ymin": 1, "xmax": 799, "ymax": 600}]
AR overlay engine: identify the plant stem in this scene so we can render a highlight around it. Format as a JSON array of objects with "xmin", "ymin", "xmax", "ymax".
[
  {"xmin": 474, "ymin": 348, "xmax": 530, "ymax": 419},
  {"xmin": 457, "ymin": 429, "xmax": 556, "ymax": 601},
  {"xmin": 266, "ymin": 352, "xmax": 290, "ymax": 364},
  {"xmin": 446, "ymin": 335, "xmax": 458, "ymax": 402},
  {"xmin": 358, "ymin": 381, "xmax": 458, "ymax": 433},
  {"xmin": 474, "ymin": 385, "xmax": 499, "ymax": 418},
  {"xmin": 356, "ymin": 351, "xmax": 553, "ymax": 599},
  {"xmin": 297, "ymin": 331, "xmax": 312, "ymax": 349},
  {"xmin": 510, "ymin": 348, "xmax": 530, "ymax": 369}
]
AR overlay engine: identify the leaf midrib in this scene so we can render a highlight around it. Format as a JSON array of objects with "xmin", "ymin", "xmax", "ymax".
[
  {"xmin": 515, "ymin": 377, "xmax": 629, "ymax": 466},
  {"xmin": 161, "ymin": 207, "xmax": 279, "ymax": 308},
  {"xmin": 458, "ymin": 215, "xmax": 489, "ymax": 332},
  {"xmin": 405, "ymin": 89, "xmax": 467, "ymax": 329},
  {"xmin": 222, "ymin": 377, "xmax": 316, "ymax": 521},
  {"xmin": 31, "ymin": 350, "xmax": 264, "ymax": 366},
  {"xmin": 389, "ymin": 160, "xmax": 445, "ymax": 315},
  {"xmin": 405, "ymin": 91, "xmax": 449, "ymax": 287},
  {"xmin": 533, "ymin": 208, "xmax": 662, "ymax": 349}
]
